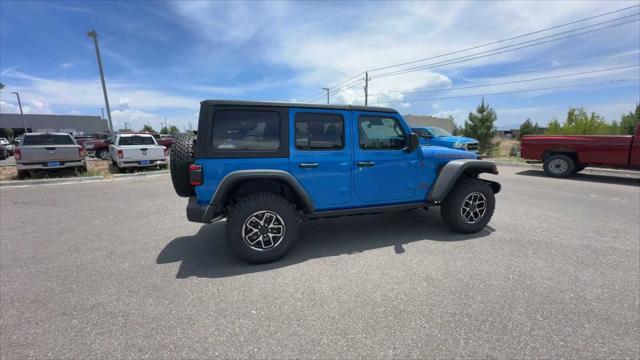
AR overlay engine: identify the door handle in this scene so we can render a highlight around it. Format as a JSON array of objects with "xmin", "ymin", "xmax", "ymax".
[
  {"xmin": 357, "ymin": 161, "xmax": 376, "ymax": 167},
  {"xmin": 298, "ymin": 162, "xmax": 319, "ymax": 169}
]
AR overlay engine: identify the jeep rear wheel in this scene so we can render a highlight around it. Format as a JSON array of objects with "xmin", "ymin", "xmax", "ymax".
[
  {"xmin": 226, "ymin": 193, "xmax": 300, "ymax": 263},
  {"xmin": 441, "ymin": 177, "xmax": 495, "ymax": 234},
  {"xmin": 170, "ymin": 133, "xmax": 196, "ymax": 197},
  {"xmin": 543, "ymin": 154, "xmax": 575, "ymax": 178}
]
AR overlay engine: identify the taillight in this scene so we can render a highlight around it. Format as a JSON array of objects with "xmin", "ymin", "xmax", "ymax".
[
  {"xmin": 189, "ymin": 164, "xmax": 202, "ymax": 186},
  {"xmin": 14, "ymin": 148, "xmax": 21, "ymax": 160},
  {"xmin": 117, "ymin": 149, "xmax": 123, "ymax": 159},
  {"xmin": 78, "ymin": 147, "xmax": 86, "ymax": 157}
]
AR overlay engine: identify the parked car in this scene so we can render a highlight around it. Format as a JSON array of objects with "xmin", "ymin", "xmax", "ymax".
[
  {"xmin": 0, "ymin": 137, "xmax": 12, "ymax": 159},
  {"xmin": 109, "ymin": 133, "xmax": 168, "ymax": 171},
  {"xmin": 412, "ymin": 127, "xmax": 480, "ymax": 153},
  {"xmin": 83, "ymin": 138, "xmax": 111, "ymax": 160},
  {"xmin": 154, "ymin": 134, "xmax": 174, "ymax": 149},
  {"xmin": 14, "ymin": 132, "xmax": 87, "ymax": 179},
  {"xmin": 169, "ymin": 100, "xmax": 501, "ymax": 263},
  {"xmin": 521, "ymin": 125, "xmax": 640, "ymax": 177},
  {"xmin": 73, "ymin": 135, "xmax": 96, "ymax": 146}
]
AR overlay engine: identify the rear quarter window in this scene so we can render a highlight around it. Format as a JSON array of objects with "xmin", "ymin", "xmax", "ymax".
[
  {"xmin": 22, "ymin": 134, "xmax": 75, "ymax": 146},
  {"xmin": 212, "ymin": 110, "xmax": 280, "ymax": 151}
]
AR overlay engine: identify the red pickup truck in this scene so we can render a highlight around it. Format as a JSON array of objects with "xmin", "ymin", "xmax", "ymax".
[{"xmin": 521, "ymin": 125, "xmax": 640, "ymax": 177}]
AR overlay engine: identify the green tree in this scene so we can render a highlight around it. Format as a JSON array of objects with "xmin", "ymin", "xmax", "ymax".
[
  {"xmin": 546, "ymin": 118, "xmax": 562, "ymax": 135},
  {"xmin": 0, "ymin": 82, "xmax": 4, "ymax": 90},
  {"xmin": 160, "ymin": 126, "xmax": 169, "ymax": 134},
  {"xmin": 518, "ymin": 118, "xmax": 539, "ymax": 139},
  {"xmin": 118, "ymin": 128, "xmax": 132, "ymax": 133},
  {"xmin": 620, "ymin": 103, "xmax": 640, "ymax": 135},
  {"xmin": 464, "ymin": 99, "xmax": 499, "ymax": 155},
  {"xmin": 168, "ymin": 125, "xmax": 180, "ymax": 135},
  {"xmin": 141, "ymin": 124, "xmax": 155, "ymax": 133},
  {"xmin": 4, "ymin": 127, "xmax": 14, "ymax": 141}
]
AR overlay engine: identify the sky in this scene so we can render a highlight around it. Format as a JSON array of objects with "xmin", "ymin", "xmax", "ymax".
[{"xmin": 0, "ymin": 0, "xmax": 639, "ymax": 131}]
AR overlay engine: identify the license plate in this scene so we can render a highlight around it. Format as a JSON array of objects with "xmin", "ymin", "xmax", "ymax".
[
  {"xmin": 140, "ymin": 160, "xmax": 150, "ymax": 165},
  {"xmin": 47, "ymin": 161, "xmax": 60, "ymax": 167}
]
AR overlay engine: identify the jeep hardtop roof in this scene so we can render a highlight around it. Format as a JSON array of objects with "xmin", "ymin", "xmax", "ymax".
[{"xmin": 201, "ymin": 100, "xmax": 398, "ymax": 114}]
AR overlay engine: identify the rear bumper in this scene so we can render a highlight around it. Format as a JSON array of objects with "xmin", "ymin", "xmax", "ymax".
[
  {"xmin": 186, "ymin": 197, "xmax": 222, "ymax": 223},
  {"xmin": 17, "ymin": 160, "xmax": 85, "ymax": 170},
  {"xmin": 116, "ymin": 159, "xmax": 167, "ymax": 168}
]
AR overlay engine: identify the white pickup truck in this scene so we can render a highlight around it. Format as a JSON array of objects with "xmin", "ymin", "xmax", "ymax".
[{"xmin": 109, "ymin": 133, "xmax": 168, "ymax": 171}]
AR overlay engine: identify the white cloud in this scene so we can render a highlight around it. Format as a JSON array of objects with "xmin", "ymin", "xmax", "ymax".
[
  {"xmin": 0, "ymin": 99, "xmax": 53, "ymax": 114},
  {"xmin": 60, "ymin": 63, "xmax": 73, "ymax": 69},
  {"xmin": 170, "ymin": 0, "xmax": 637, "ymax": 104}
]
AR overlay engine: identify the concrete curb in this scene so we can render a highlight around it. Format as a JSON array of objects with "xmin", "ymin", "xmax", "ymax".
[
  {"xmin": 112, "ymin": 170, "xmax": 169, "ymax": 178},
  {"xmin": 0, "ymin": 176, "xmax": 105, "ymax": 187},
  {"xmin": 492, "ymin": 160, "xmax": 640, "ymax": 178},
  {"xmin": 0, "ymin": 170, "xmax": 169, "ymax": 187}
]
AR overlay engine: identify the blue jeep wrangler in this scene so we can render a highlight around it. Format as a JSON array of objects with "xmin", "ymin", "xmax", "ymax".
[{"xmin": 170, "ymin": 100, "xmax": 500, "ymax": 263}]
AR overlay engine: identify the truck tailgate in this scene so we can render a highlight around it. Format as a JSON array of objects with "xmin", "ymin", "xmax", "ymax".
[
  {"xmin": 121, "ymin": 146, "xmax": 165, "ymax": 160},
  {"xmin": 19, "ymin": 145, "xmax": 81, "ymax": 162}
]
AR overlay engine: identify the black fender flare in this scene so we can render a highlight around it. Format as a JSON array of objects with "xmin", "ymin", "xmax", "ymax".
[
  {"xmin": 202, "ymin": 169, "xmax": 315, "ymax": 222},
  {"xmin": 426, "ymin": 159, "xmax": 500, "ymax": 202}
]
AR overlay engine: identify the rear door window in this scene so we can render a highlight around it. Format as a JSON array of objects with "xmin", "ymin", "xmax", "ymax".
[
  {"xmin": 295, "ymin": 113, "xmax": 344, "ymax": 150},
  {"xmin": 22, "ymin": 134, "xmax": 75, "ymax": 145},
  {"xmin": 212, "ymin": 110, "xmax": 280, "ymax": 151}
]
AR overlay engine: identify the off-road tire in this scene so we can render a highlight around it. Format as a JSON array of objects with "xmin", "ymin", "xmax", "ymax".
[
  {"xmin": 441, "ymin": 177, "xmax": 495, "ymax": 234},
  {"xmin": 170, "ymin": 134, "xmax": 196, "ymax": 197},
  {"xmin": 96, "ymin": 149, "xmax": 110, "ymax": 160},
  {"xmin": 226, "ymin": 192, "xmax": 301, "ymax": 263},
  {"xmin": 543, "ymin": 154, "xmax": 575, "ymax": 178}
]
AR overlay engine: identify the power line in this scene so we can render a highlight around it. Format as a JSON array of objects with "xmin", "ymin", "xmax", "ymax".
[
  {"xmin": 370, "ymin": 15, "xmax": 639, "ymax": 79},
  {"xmin": 367, "ymin": 4, "xmax": 639, "ymax": 73},
  {"xmin": 298, "ymin": 4, "xmax": 640, "ymax": 104},
  {"xmin": 373, "ymin": 78, "xmax": 639, "ymax": 104},
  {"xmin": 369, "ymin": 64, "xmax": 640, "ymax": 96}
]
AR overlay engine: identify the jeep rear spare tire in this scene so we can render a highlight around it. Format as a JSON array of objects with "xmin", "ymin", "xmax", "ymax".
[{"xmin": 170, "ymin": 133, "xmax": 196, "ymax": 197}]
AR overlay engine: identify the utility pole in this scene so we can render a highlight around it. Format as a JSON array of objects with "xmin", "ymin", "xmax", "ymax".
[
  {"xmin": 101, "ymin": 107, "xmax": 105, "ymax": 120},
  {"xmin": 322, "ymin": 87, "xmax": 330, "ymax": 104},
  {"xmin": 87, "ymin": 30, "xmax": 114, "ymax": 135},
  {"xmin": 364, "ymin": 72, "xmax": 369, "ymax": 106},
  {"xmin": 11, "ymin": 92, "xmax": 27, "ymax": 132}
]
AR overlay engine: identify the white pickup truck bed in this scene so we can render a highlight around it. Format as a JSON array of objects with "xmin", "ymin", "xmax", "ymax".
[{"xmin": 110, "ymin": 134, "xmax": 168, "ymax": 169}]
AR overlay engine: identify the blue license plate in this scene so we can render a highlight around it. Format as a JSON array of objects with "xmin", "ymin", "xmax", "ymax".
[
  {"xmin": 47, "ymin": 161, "xmax": 60, "ymax": 167},
  {"xmin": 140, "ymin": 160, "xmax": 150, "ymax": 165}
]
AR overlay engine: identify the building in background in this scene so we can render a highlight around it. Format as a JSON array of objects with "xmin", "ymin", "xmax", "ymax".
[
  {"xmin": 403, "ymin": 114, "xmax": 454, "ymax": 133},
  {"xmin": 0, "ymin": 114, "xmax": 109, "ymax": 137}
]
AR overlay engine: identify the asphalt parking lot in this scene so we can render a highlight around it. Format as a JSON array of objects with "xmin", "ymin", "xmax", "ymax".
[{"xmin": 1, "ymin": 166, "xmax": 639, "ymax": 359}]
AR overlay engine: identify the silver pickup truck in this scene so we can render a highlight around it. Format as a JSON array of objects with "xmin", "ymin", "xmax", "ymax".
[{"xmin": 14, "ymin": 133, "xmax": 87, "ymax": 179}]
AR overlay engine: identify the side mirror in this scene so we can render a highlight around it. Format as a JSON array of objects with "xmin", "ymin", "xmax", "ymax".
[{"xmin": 405, "ymin": 133, "xmax": 419, "ymax": 152}]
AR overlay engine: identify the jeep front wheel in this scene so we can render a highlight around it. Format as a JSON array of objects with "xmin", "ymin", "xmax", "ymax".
[
  {"xmin": 441, "ymin": 178, "xmax": 495, "ymax": 234},
  {"xmin": 226, "ymin": 193, "xmax": 300, "ymax": 263}
]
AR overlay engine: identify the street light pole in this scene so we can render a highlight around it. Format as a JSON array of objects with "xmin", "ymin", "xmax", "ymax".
[
  {"xmin": 87, "ymin": 30, "xmax": 114, "ymax": 135},
  {"xmin": 11, "ymin": 92, "xmax": 27, "ymax": 133},
  {"xmin": 322, "ymin": 87, "xmax": 330, "ymax": 104}
]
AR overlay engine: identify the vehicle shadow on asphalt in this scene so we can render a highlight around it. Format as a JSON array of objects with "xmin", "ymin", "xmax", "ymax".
[
  {"xmin": 515, "ymin": 169, "xmax": 640, "ymax": 187},
  {"xmin": 157, "ymin": 209, "xmax": 493, "ymax": 279}
]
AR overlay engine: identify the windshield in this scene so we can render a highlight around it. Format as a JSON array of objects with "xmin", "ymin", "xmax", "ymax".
[
  {"xmin": 428, "ymin": 127, "xmax": 453, "ymax": 137},
  {"xmin": 22, "ymin": 134, "xmax": 75, "ymax": 145},
  {"xmin": 118, "ymin": 136, "xmax": 156, "ymax": 146}
]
